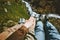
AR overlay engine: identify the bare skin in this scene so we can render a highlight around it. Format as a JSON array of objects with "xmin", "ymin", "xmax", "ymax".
[{"xmin": 0, "ymin": 17, "xmax": 36, "ymax": 40}]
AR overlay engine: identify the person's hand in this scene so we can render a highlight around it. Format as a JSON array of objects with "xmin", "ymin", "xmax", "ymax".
[
  {"xmin": 29, "ymin": 17, "xmax": 36, "ymax": 31},
  {"xmin": 24, "ymin": 17, "xmax": 36, "ymax": 28}
]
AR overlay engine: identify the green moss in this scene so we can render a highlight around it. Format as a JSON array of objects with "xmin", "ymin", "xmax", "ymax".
[{"xmin": 0, "ymin": 0, "xmax": 29, "ymax": 33}]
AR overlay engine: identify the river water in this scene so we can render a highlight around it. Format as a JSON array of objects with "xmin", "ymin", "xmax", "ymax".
[
  {"xmin": 22, "ymin": 0, "xmax": 60, "ymax": 19},
  {"xmin": 22, "ymin": 0, "xmax": 60, "ymax": 40}
]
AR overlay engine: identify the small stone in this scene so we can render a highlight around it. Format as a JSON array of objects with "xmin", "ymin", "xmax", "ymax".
[
  {"xmin": 7, "ymin": 1, "xmax": 11, "ymax": 5},
  {"xmin": 7, "ymin": 20, "xmax": 13, "ymax": 23},
  {"xmin": 4, "ymin": 8, "xmax": 8, "ymax": 13}
]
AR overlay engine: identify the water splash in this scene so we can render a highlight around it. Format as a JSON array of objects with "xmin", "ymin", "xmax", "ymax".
[
  {"xmin": 22, "ymin": 0, "xmax": 60, "ymax": 19},
  {"xmin": 22, "ymin": 0, "xmax": 60, "ymax": 40}
]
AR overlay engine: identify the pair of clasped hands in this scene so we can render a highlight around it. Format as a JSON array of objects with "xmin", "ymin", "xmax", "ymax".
[
  {"xmin": 24, "ymin": 17, "xmax": 36, "ymax": 29},
  {"xmin": 0, "ymin": 17, "xmax": 36, "ymax": 40}
]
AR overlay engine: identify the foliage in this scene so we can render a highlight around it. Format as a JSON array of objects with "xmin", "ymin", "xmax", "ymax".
[{"xmin": 0, "ymin": 0, "xmax": 29, "ymax": 33}]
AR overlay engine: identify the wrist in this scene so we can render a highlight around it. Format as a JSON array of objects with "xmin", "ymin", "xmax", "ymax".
[{"xmin": 19, "ymin": 25, "xmax": 29, "ymax": 34}]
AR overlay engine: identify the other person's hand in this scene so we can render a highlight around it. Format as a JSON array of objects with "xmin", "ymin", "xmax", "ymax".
[{"xmin": 24, "ymin": 17, "xmax": 36, "ymax": 28}]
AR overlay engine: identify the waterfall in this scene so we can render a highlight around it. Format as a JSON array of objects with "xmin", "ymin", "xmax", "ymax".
[
  {"xmin": 22, "ymin": 0, "xmax": 60, "ymax": 40},
  {"xmin": 22, "ymin": 0, "xmax": 60, "ymax": 19},
  {"xmin": 22, "ymin": 0, "xmax": 40, "ymax": 20},
  {"xmin": 48, "ymin": 14, "xmax": 60, "ymax": 19}
]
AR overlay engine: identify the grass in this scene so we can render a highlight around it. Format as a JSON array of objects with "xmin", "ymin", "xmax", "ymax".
[{"xmin": 0, "ymin": 0, "xmax": 29, "ymax": 33}]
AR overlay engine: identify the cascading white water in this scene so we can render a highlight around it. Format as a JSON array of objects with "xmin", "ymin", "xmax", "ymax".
[
  {"xmin": 22, "ymin": 0, "xmax": 33, "ymax": 15},
  {"xmin": 22, "ymin": 0, "xmax": 40, "ymax": 20},
  {"xmin": 22, "ymin": 0, "xmax": 60, "ymax": 40},
  {"xmin": 22, "ymin": 0, "xmax": 60, "ymax": 19},
  {"xmin": 48, "ymin": 14, "xmax": 60, "ymax": 19}
]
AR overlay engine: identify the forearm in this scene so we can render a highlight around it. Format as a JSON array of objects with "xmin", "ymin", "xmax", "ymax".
[
  {"xmin": 0, "ymin": 24, "xmax": 23, "ymax": 40},
  {"xmin": 0, "ymin": 17, "xmax": 35, "ymax": 40},
  {"xmin": 6, "ymin": 25, "xmax": 28, "ymax": 40}
]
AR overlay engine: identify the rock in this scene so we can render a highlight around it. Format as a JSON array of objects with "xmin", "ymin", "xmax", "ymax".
[
  {"xmin": 7, "ymin": 20, "xmax": 17, "ymax": 27},
  {"xmin": 7, "ymin": 20, "xmax": 13, "ymax": 23},
  {"xmin": 4, "ymin": 8, "xmax": 8, "ymax": 13},
  {"xmin": 19, "ymin": 18, "xmax": 25, "ymax": 24},
  {"xmin": 7, "ymin": 1, "xmax": 11, "ymax": 5}
]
